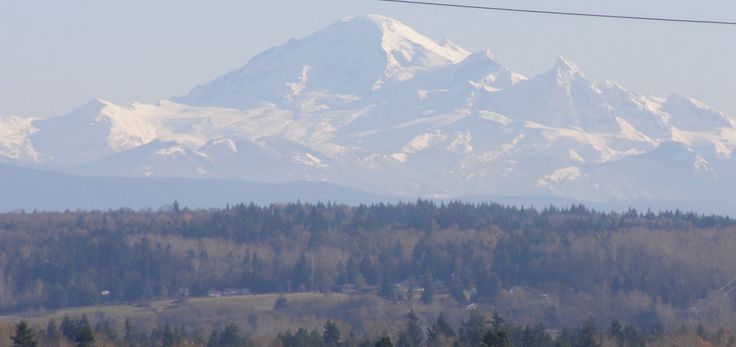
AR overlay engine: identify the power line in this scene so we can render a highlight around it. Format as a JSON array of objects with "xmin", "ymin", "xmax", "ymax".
[{"xmin": 378, "ymin": 0, "xmax": 736, "ymax": 26}]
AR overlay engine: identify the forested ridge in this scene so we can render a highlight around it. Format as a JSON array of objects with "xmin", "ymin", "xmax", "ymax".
[{"xmin": 1, "ymin": 201, "xmax": 735, "ymax": 328}]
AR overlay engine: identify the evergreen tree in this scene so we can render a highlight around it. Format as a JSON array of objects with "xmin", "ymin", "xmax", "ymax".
[
  {"xmin": 323, "ymin": 320, "xmax": 341, "ymax": 346},
  {"xmin": 482, "ymin": 312, "xmax": 511, "ymax": 347},
  {"xmin": 608, "ymin": 320, "xmax": 623, "ymax": 347},
  {"xmin": 696, "ymin": 324, "xmax": 707, "ymax": 340},
  {"xmin": 220, "ymin": 324, "xmax": 245, "ymax": 347},
  {"xmin": 490, "ymin": 312, "xmax": 506, "ymax": 332},
  {"xmin": 11, "ymin": 321, "xmax": 37, "ymax": 347},
  {"xmin": 207, "ymin": 330, "xmax": 221, "ymax": 347},
  {"xmin": 379, "ymin": 273, "xmax": 398, "ymax": 301},
  {"xmin": 622, "ymin": 325, "xmax": 647, "ymax": 347},
  {"xmin": 458, "ymin": 310, "xmax": 486, "ymax": 347},
  {"xmin": 278, "ymin": 328, "xmax": 323, "ymax": 347},
  {"xmin": 95, "ymin": 319, "xmax": 118, "ymax": 342},
  {"xmin": 60, "ymin": 316, "xmax": 76, "ymax": 340},
  {"xmin": 45, "ymin": 319, "xmax": 61, "ymax": 343},
  {"xmin": 406, "ymin": 284, "xmax": 416, "ymax": 305},
  {"xmin": 482, "ymin": 330, "xmax": 511, "ymax": 347},
  {"xmin": 517, "ymin": 324, "xmax": 553, "ymax": 347},
  {"xmin": 274, "ymin": 294, "xmax": 288, "ymax": 310},
  {"xmin": 449, "ymin": 280, "xmax": 468, "ymax": 304},
  {"xmin": 158, "ymin": 324, "xmax": 176, "ymax": 347},
  {"xmin": 555, "ymin": 328, "xmax": 574, "ymax": 347},
  {"xmin": 575, "ymin": 320, "xmax": 598, "ymax": 347},
  {"xmin": 375, "ymin": 336, "xmax": 394, "ymax": 347},
  {"xmin": 429, "ymin": 313, "xmax": 455, "ymax": 341},
  {"xmin": 74, "ymin": 317, "xmax": 95, "ymax": 347},
  {"xmin": 398, "ymin": 310, "xmax": 423, "ymax": 347},
  {"xmin": 208, "ymin": 325, "xmax": 249, "ymax": 347},
  {"xmin": 420, "ymin": 275, "xmax": 434, "ymax": 304},
  {"xmin": 123, "ymin": 318, "xmax": 137, "ymax": 347}
]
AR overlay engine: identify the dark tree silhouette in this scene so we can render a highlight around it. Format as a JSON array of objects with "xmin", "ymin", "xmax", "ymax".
[{"xmin": 11, "ymin": 321, "xmax": 37, "ymax": 347}]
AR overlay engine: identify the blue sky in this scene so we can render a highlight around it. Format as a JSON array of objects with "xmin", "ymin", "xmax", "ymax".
[{"xmin": 2, "ymin": 0, "xmax": 735, "ymax": 117}]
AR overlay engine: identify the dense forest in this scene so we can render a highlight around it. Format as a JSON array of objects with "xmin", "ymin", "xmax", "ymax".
[
  {"xmin": 1, "ymin": 201, "xmax": 736, "ymax": 329},
  {"xmin": 3, "ymin": 308, "xmax": 731, "ymax": 347}
]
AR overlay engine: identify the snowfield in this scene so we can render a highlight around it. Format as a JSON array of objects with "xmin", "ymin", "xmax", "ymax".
[{"xmin": 3, "ymin": 14, "xmax": 736, "ymax": 205}]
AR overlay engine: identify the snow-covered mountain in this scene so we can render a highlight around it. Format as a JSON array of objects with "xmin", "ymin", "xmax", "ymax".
[
  {"xmin": 3, "ymin": 14, "xmax": 736, "ymax": 211},
  {"xmin": 175, "ymin": 15, "xmax": 469, "ymax": 109}
]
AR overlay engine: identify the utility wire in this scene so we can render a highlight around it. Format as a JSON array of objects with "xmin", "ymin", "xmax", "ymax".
[{"xmin": 379, "ymin": 0, "xmax": 736, "ymax": 26}]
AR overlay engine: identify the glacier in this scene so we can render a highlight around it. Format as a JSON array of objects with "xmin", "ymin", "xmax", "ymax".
[{"xmin": 2, "ymin": 14, "xmax": 735, "ymax": 211}]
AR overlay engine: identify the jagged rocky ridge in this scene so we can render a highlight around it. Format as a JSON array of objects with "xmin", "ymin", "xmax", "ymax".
[{"xmin": 2, "ymin": 15, "xmax": 735, "ymax": 208}]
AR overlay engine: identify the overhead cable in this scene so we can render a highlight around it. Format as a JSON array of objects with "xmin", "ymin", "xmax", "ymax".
[{"xmin": 379, "ymin": 0, "xmax": 736, "ymax": 26}]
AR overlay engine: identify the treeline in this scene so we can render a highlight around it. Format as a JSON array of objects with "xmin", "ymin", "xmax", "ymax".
[
  {"xmin": 4, "ymin": 309, "xmax": 727, "ymax": 347},
  {"xmin": 1, "ymin": 201, "xmax": 736, "ymax": 324}
]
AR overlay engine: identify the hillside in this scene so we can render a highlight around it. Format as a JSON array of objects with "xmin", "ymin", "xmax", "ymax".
[
  {"xmin": 0, "ymin": 163, "xmax": 396, "ymax": 211},
  {"xmin": 1, "ymin": 201, "xmax": 735, "ymax": 329}
]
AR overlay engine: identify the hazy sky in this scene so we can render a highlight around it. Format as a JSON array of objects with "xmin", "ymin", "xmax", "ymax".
[{"xmin": 2, "ymin": 0, "xmax": 735, "ymax": 117}]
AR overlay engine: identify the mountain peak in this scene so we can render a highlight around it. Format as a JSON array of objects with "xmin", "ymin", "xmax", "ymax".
[
  {"xmin": 91, "ymin": 97, "xmax": 113, "ymax": 105},
  {"xmin": 10, "ymin": 15, "xmax": 736, "ymax": 209},
  {"xmin": 438, "ymin": 38, "xmax": 466, "ymax": 52},
  {"xmin": 553, "ymin": 57, "xmax": 582, "ymax": 76},
  {"xmin": 339, "ymin": 14, "xmax": 399, "ymax": 26},
  {"xmin": 63, "ymin": 98, "xmax": 110, "ymax": 118},
  {"xmin": 331, "ymin": 15, "xmax": 469, "ymax": 64},
  {"xmin": 662, "ymin": 94, "xmax": 732, "ymax": 131},
  {"xmin": 540, "ymin": 56, "xmax": 584, "ymax": 86},
  {"xmin": 468, "ymin": 49, "xmax": 497, "ymax": 61},
  {"xmin": 175, "ymin": 14, "xmax": 470, "ymax": 108}
]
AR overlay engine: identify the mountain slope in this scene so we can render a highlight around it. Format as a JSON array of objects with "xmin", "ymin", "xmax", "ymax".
[
  {"xmin": 2, "ymin": 15, "xmax": 736, "ymax": 211},
  {"xmin": 0, "ymin": 163, "xmax": 397, "ymax": 211},
  {"xmin": 29, "ymin": 99, "xmax": 157, "ymax": 163},
  {"xmin": 175, "ymin": 15, "xmax": 469, "ymax": 109}
]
